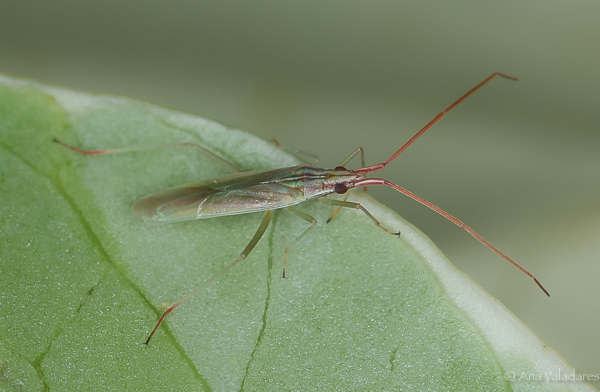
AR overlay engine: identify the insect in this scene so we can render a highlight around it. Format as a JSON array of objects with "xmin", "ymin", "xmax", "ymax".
[{"xmin": 54, "ymin": 72, "xmax": 549, "ymax": 345}]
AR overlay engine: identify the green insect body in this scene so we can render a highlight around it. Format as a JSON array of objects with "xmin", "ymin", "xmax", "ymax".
[{"xmin": 132, "ymin": 166, "xmax": 362, "ymax": 223}]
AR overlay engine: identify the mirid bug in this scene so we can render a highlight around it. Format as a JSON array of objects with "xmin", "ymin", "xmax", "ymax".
[{"xmin": 54, "ymin": 72, "xmax": 549, "ymax": 345}]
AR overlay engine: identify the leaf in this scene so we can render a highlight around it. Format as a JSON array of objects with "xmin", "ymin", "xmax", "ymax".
[{"xmin": 0, "ymin": 74, "xmax": 594, "ymax": 391}]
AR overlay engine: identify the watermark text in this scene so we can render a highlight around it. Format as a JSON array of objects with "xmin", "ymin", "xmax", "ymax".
[{"xmin": 504, "ymin": 368, "xmax": 599, "ymax": 383}]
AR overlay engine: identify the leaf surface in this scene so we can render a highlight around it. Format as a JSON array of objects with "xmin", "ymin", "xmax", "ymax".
[{"xmin": 0, "ymin": 75, "xmax": 593, "ymax": 391}]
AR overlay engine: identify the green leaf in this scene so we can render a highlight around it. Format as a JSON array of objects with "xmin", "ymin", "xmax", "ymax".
[{"xmin": 0, "ymin": 74, "xmax": 594, "ymax": 391}]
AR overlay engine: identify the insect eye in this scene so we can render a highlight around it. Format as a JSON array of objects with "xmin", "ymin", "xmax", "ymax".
[
  {"xmin": 334, "ymin": 183, "xmax": 348, "ymax": 194},
  {"xmin": 334, "ymin": 166, "xmax": 347, "ymax": 171}
]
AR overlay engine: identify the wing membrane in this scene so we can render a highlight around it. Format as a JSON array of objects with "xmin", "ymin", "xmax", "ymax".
[{"xmin": 132, "ymin": 183, "xmax": 305, "ymax": 224}]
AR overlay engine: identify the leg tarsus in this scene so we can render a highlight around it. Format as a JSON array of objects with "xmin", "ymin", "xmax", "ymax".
[{"xmin": 144, "ymin": 211, "xmax": 273, "ymax": 344}]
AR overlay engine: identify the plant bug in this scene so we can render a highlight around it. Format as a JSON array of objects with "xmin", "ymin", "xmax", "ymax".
[{"xmin": 54, "ymin": 72, "xmax": 549, "ymax": 345}]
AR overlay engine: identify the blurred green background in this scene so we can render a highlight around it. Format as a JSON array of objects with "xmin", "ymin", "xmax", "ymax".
[{"xmin": 1, "ymin": 0, "xmax": 599, "ymax": 382}]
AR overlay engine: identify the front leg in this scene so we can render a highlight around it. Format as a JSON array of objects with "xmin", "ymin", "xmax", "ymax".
[{"xmin": 320, "ymin": 198, "xmax": 400, "ymax": 237}]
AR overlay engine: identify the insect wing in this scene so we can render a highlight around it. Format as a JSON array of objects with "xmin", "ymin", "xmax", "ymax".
[
  {"xmin": 132, "ymin": 185, "xmax": 214, "ymax": 223},
  {"xmin": 132, "ymin": 182, "xmax": 305, "ymax": 224},
  {"xmin": 199, "ymin": 183, "xmax": 306, "ymax": 218}
]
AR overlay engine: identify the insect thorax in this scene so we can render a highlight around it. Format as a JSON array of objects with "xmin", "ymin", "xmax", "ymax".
[{"xmin": 293, "ymin": 166, "xmax": 363, "ymax": 199}]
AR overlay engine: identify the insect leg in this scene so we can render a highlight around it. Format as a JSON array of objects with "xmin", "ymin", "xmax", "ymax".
[
  {"xmin": 144, "ymin": 210, "xmax": 273, "ymax": 345},
  {"xmin": 272, "ymin": 139, "xmax": 320, "ymax": 165},
  {"xmin": 325, "ymin": 193, "xmax": 351, "ymax": 224},
  {"xmin": 337, "ymin": 147, "xmax": 365, "ymax": 168},
  {"xmin": 282, "ymin": 207, "xmax": 317, "ymax": 278},
  {"xmin": 53, "ymin": 139, "xmax": 241, "ymax": 172},
  {"xmin": 320, "ymin": 198, "xmax": 400, "ymax": 237}
]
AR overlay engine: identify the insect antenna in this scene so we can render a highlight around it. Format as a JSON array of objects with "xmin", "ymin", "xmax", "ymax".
[
  {"xmin": 353, "ymin": 178, "xmax": 549, "ymax": 296},
  {"xmin": 355, "ymin": 72, "xmax": 518, "ymax": 175},
  {"xmin": 351, "ymin": 72, "xmax": 549, "ymax": 296}
]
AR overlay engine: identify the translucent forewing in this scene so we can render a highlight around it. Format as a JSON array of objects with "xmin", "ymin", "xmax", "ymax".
[{"xmin": 132, "ymin": 168, "xmax": 307, "ymax": 224}]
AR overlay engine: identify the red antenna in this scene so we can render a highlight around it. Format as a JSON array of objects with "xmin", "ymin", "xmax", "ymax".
[{"xmin": 355, "ymin": 72, "xmax": 549, "ymax": 296}]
